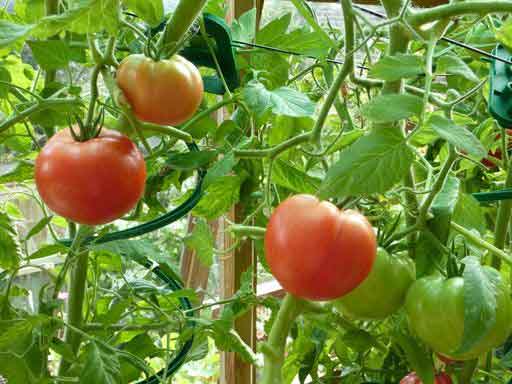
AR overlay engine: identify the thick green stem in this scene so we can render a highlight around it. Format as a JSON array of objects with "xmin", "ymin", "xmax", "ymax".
[
  {"xmin": 229, "ymin": 224, "xmax": 266, "ymax": 238},
  {"xmin": 42, "ymin": 0, "xmax": 59, "ymax": 137},
  {"xmin": 159, "ymin": 0, "xmax": 207, "ymax": 58},
  {"xmin": 491, "ymin": 156, "xmax": 512, "ymax": 269},
  {"xmin": 408, "ymin": 2, "xmax": 512, "ymax": 27},
  {"xmin": 261, "ymin": 294, "xmax": 304, "ymax": 384},
  {"xmin": 234, "ymin": 132, "xmax": 311, "ymax": 159},
  {"xmin": 311, "ymin": 0, "xmax": 354, "ymax": 145},
  {"xmin": 451, "ymin": 222, "xmax": 512, "ymax": 266},
  {"xmin": 458, "ymin": 359, "xmax": 478, "ymax": 384},
  {"xmin": 180, "ymin": 97, "xmax": 236, "ymax": 131},
  {"xmin": 58, "ymin": 226, "xmax": 92, "ymax": 375}
]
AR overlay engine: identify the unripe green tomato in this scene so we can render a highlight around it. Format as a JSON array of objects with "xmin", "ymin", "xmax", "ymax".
[
  {"xmin": 405, "ymin": 272, "xmax": 512, "ymax": 360},
  {"xmin": 335, "ymin": 248, "xmax": 415, "ymax": 319}
]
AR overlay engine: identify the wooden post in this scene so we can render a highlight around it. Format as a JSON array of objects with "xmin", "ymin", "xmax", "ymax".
[{"xmin": 220, "ymin": 2, "xmax": 260, "ymax": 383}]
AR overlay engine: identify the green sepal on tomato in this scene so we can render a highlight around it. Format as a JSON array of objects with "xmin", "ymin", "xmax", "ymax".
[
  {"xmin": 335, "ymin": 248, "xmax": 415, "ymax": 319},
  {"xmin": 116, "ymin": 54, "xmax": 204, "ymax": 126},
  {"xmin": 264, "ymin": 194, "xmax": 377, "ymax": 301},
  {"xmin": 35, "ymin": 128, "xmax": 146, "ymax": 225},
  {"xmin": 405, "ymin": 272, "xmax": 512, "ymax": 360}
]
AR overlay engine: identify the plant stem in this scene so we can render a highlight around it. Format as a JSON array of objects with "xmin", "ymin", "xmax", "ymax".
[
  {"xmin": 234, "ymin": 132, "xmax": 311, "ymax": 159},
  {"xmin": 58, "ymin": 225, "xmax": 93, "ymax": 376},
  {"xmin": 43, "ymin": 0, "xmax": 59, "ymax": 137},
  {"xmin": 492, "ymin": 156, "xmax": 512, "ymax": 269},
  {"xmin": 458, "ymin": 359, "xmax": 478, "ymax": 384},
  {"xmin": 180, "ymin": 97, "xmax": 236, "ymax": 131},
  {"xmin": 159, "ymin": 0, "xmax": 208, "ymax": 58},
  {"xmin": 451, "ymin": 222, "xmax": 512, "ymax": 266},
  {"xmin": 408, "ymin": 2, "xmax": 512, "ymax": 27},
  {"xmin": 261, "ymin": 294, "xmax": 304, "ymax": 384},
  {"xmin": 229, "ymin": 224, "xmax": 266, "ymax": 238},
  {"xmin": 140, "ymin": 122, "xmax": 193, "ymax": 142}
]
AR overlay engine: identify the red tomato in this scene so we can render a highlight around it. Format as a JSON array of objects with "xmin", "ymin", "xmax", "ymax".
[
  {"xmin": 400, "ymin": 372, "xmax": 452, "ymax": 384},
  {"xmin": 35, "ymin": 128, "xmax": 146, "ymax": 225},
  {"xmin": 264, "ymin": 194, "xmax": 377, "ymax": 301},
  {"xmin": 481, "ymin": 129, "xmax": 512, "ymax": 168},
  {"xmin": 116, "ymin": 54, "xmax": 204, "ymax": 126}
]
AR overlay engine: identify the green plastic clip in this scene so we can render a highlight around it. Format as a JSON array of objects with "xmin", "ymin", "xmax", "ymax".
[
  {"xmin": 489, "ymin": 44, "xmax": 512, "ymax": 128},
  {"xmin": 472, "ymin": 189, "xmax": 512, "ymax": 203},
  {"xmin": 180, "ymin": 13, "xmax": 240, "ymax": 95}
]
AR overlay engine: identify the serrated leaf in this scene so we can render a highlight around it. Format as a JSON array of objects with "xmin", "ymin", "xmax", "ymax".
[
  {"xmin": 362, "ymin": 94, "xmax": 424, "ymax": 123},
  {"xmin": 29, "ymin": 244, "xmax": 68, "ymax": 259},
  {"xmin": 457, "ymin": 257, "xmax": 500, "ymax": 354},
  {"xmin": 122, "ymin": 0, "xmax": 163, "ymax": 27},
  {"xmin": 166, "ymin": 150, "xmax": 217, "ymax": 170},
  {"xmin": 184, "ymin": 219, "xmax": 214, "ymax": 268},
  {"xmin": 453, "ymin": 194, "xmax": 486, "ymax": 235},
  {"xmin": 437, "ymin": 55, "xmax": 479, "ymax": 82},
  {"xmin": 497, "ymin": 21, "xmax": 512, "ymax": 50},
  {"xmin": 395, "ymin": 332, "xmax": 435, "ymax": 384},
  {"xmin": 0, "ymin": 20, "xmax": 34, "ymax": 48},
  {"xmin": 25, "ymin": 216, "xmax": 53, "ymax": 241},
  {"xmin": 232, "ymin": 8, "xmax": 256, "ymax": 42},
  {"xmin": 36, "ymin": 0, "xmax": 120, "ymax": 37},
  {"xmin": 28, "ymin": 40, "xmax": 83, "ymax": 70},
  {"xmin": 369, "ymin": 54, "xmax": 424, "ymax": 81},
  {"xmin": 342, "ymin": 330, "xmax": 378, "ymax": 352},
  {"xmin": 318, "ymin": 129, "xmax": 414, "ymax": 198},
  {"xmin": 242, "ymin": 81, "xmax": 315, "ymax": 118},
  {"xmin": 203, "ymin": 151, "xmax": 238, "ymax": 189},
  {"xmin": 0, "ymin": 212, "xmax": 20, "ymax": 270},
  {"xmin": 431, "ymin": 175, "xmax": 460, "ymax": 216},
  {"xmin": 81, "ymin": 343, "xmax": 121, "ymax": 384},
  {"xmin": 272, "ymin": 159, "xmax": 321, "ymax": 194},
  {"xmin": 428, "ymin": 115, "xmax": 486, "ymax": 159}
]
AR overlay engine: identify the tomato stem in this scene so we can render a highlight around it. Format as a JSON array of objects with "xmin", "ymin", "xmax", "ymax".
[
  {"xmin": 492, "ymin": 154, "xmax": 512, "ymax": 268},
  {"xmin": 261, "ymin": 294, "xmax": 304, "ymax": 384},
  {"xmin": 58, "ymin": 225, "xmax": 94, "ymax": 375},
  {"xmin": 159, "ymin": 0, "xmax": 208, "ymax": 59}
]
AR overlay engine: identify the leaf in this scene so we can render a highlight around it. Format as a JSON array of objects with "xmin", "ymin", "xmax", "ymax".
[
  {"xmin": 369, "ymin": 54, "xmax": 424, "ymax": 81},
  {"xmin": 242, "ymin": 81, "xmax": 315, "ymax": 118},
  {"xmin": 395, "ymin": 332, "xmax": 435, "ymax": 384},
  {"xmin": 28, "ymin": 40, "xmax": 83, "ymax": 70},
  {"xmin": 457, "ymin": 257, "xmax": 501, "ymax": 354},
  {"xmin": 272, "ymin": 159, "xmax": 321, "ymax": 194},
  {"xmin": 184, "ymin": 219, "xmax": 214, "ymax": 268},
  {"xmin": 497, "ymin": 21, "xmax": 512, "ymax": 50},
  {"xmin": 166, "ymin": 150, "xmax": 217, "ymax": 170},
  {"xmin": 25, "ymin": 216, "xmax": 53, "ymax": 241},
  {"xmin": 431, "ymin": 175, "xmax": 460, "ymax": 216},
  {"xmin": 35, "ymin": 0, "xmax": 121, "ymax": 37},
  {"xmin": 29, "ymin": 243, "xmax": 68, "ymax": 260},
  {"xmin": 81, "ymin": 342, "xmax": 121, "ymax": 384},
  {"xmin": 342, "ymin": 330, "xmax": 378, "ymax": 352},
  {"xmin": 453, "ymin": 194, "xmax": 486, "ymax": 235},
  {"xmin": 362, "ymin": 94, "xmax": 424, "ymax": 123},
  {"xmin": 288, "ymin": 0, "xmax": 335, "ymax": 50},
  {"xmin": 203, "ymin": 151, "xmax": 238, "ymax": 189},
  {"xmin": 0, "ymin": 20, "xmax": 34, "ymax": 48},
  {"xmin": 0, "ymin": 212, "xmax": 20, "ymax": 270},
  {"xmin": 318, "ymin": 129, "xmax": 414, "ymax": 198},
  {"xmin": 0, "ymin": 318, "xmax": 35, "ymax": 354},
  {"xmin": 428, "ymin": 115, "xmax": 486, "ymax": 159},
  {"xmin": 437, "ymin": 55, "xmax": 479, "ymax": 82},
  {"xmin": 207, "ymin": 325, "xmax": 257, "ymax": 364},
  {"xmin": 122, "ymin": 0, "xmax": 164, "ymax": 26},
  {"xmin": 0, "ymin": 66, "xmax": 12, "ymax": 98},
  {"xmin": 232, "ymin": 8, "xmax": 256, "ymax": 42}
]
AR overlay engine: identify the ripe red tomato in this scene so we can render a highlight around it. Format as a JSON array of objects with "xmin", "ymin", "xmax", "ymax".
[
  {"xmin": 116, "ymin": 54, "xmax": 204, "ymax": 126},
  {"xmin": 264, "ymin": 194, "xmax": 377, "ymax": 301},
  {"xmin": 400, "ymin": 372, "xmax": 452, "ymax": 384},
  {"xmin": 481, "ymin": 129, "xmax": 512, "ymax": 168},
  {"xmin": 35, "ymin": 128, "xmax": 146, "ymax": 225}
]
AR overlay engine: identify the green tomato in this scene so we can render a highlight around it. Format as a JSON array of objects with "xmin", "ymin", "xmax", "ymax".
[
  {"xmin": 405, "ymin": 272, "xmax": 512, "ymax": 360},
  {"xmin": 335, "ymin": 248, "xmax": 415, "ymax": 319}
]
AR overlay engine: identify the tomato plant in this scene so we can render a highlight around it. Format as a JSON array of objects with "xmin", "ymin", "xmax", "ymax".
[
  {"xmin": 264, "ymin": 194, "xmax": 377, "ymax": 301},
  {"xmin": 335, "ymin": 247, "xmax": 415, "ymax": 319},
  {"xmin": 117, "ymin": 54, "xmax": 204, "ymax": 126},
  {"xmin": 405, "ymin": 273, "xmax": 512, "ymax": 360},
  {"xmin": 35, "ymin": 128, "xmax": 146, "ymax": 225}
]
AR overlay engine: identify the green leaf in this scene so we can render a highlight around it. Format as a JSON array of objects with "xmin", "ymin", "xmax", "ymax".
[
  {"xmin": 242, "ymin": 81, "xmax": 315, "ymax": 118},
  {"xmin": 453, "ymin": 194, "xmax": 486, "ymax": 235},
  {"xmin": 288, "ymin": 0, "xmax": 335, "ymax": 50},
  {"xmin": 81, "ymin": 343, "xmax": 121, "ymax": 384},
  {"xmin": 28, "ymin": 40, "xmax": 83, "ymax": 70},
  {"xmin": 272, "ymin": 159, "xmax": 321, "ymax": 194},
  {"xmin": 0, "ymin": 212, "xmax": 20, "ymax": 270},
  {"xmin": 29, "ymin": 243, "xmax": 68, "ymax": 260},
  {"xmin": 184, "ymin": 219, "xmax": 214, "ymax": 268},
  {"xmin": 36, "ymin": 0, "xmax": 121, "ymax": 37},
  {"xmin": 232, "ymin": 8, "xmax": 256, "ymax": 42},
  {"xmin": 431, "ymin": 175, "xmax": 460, "ymax": 216},
  {"xmin": 369, "ymin": 54, "xmax": 424, "ymax": 81},
  {"xmin": 0, "ymin": 66, "xmax": 12, "ymax": 98},
  {"xmin": 191, "ymin": 175, "xmax": 244, "ymax": 219},
  {"xmin": 25, "ymin": 216, "xmax": 53, "ymax": 241},
  {"xmin": 457, "ymin": 257, "xmax": 500, "ymax": 354},
  {"xmin": 207, "ymin": 325, "xmax": 257, "ymax": 364},
  {"xmin": 362, "ymin": 94, "xmax": 424, "ymax": 123},
  {"xmin": 122, "ymin": 0, "xmax": 163, "ymax": 26},
  {"xmin": 257, "ymin": 14, "xmax": 291, "ymax": 46},
  {"xmin": 319, "ymin": 129, "xmax": 414, "ymax": 198},
  {"xmin": 0, "ymin": 20, "xmax": 34, "ymax": 48},
  {"xmin": 342, "ymin": 330, "xmax": 379, "ymax": 352},
  {"xmin": 166, "ymin": 150, "xmax": 217, "ymax": 170},
  {"xmin": 437, "ymin": 55, "xmax": 479, "ymax": 82},
  {"xmin": 395, "ymin": 332, "xmax": 435, "ymax": 384},
  {"xmin": 203, "ymin": 151, "xmax": 238, "ymax": 189},
  {"xmin": 428, "ymin": 115, "xmax": 486, "ymax": 159},
  {"xmin": 497, "ymin": 20, "xmax": 512, "ymax": 50}
]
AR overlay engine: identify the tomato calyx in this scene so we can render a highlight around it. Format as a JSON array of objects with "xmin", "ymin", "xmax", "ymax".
[{"xmin": 68, "ymin": 108, "xmax": 105, "ymax": 142}]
